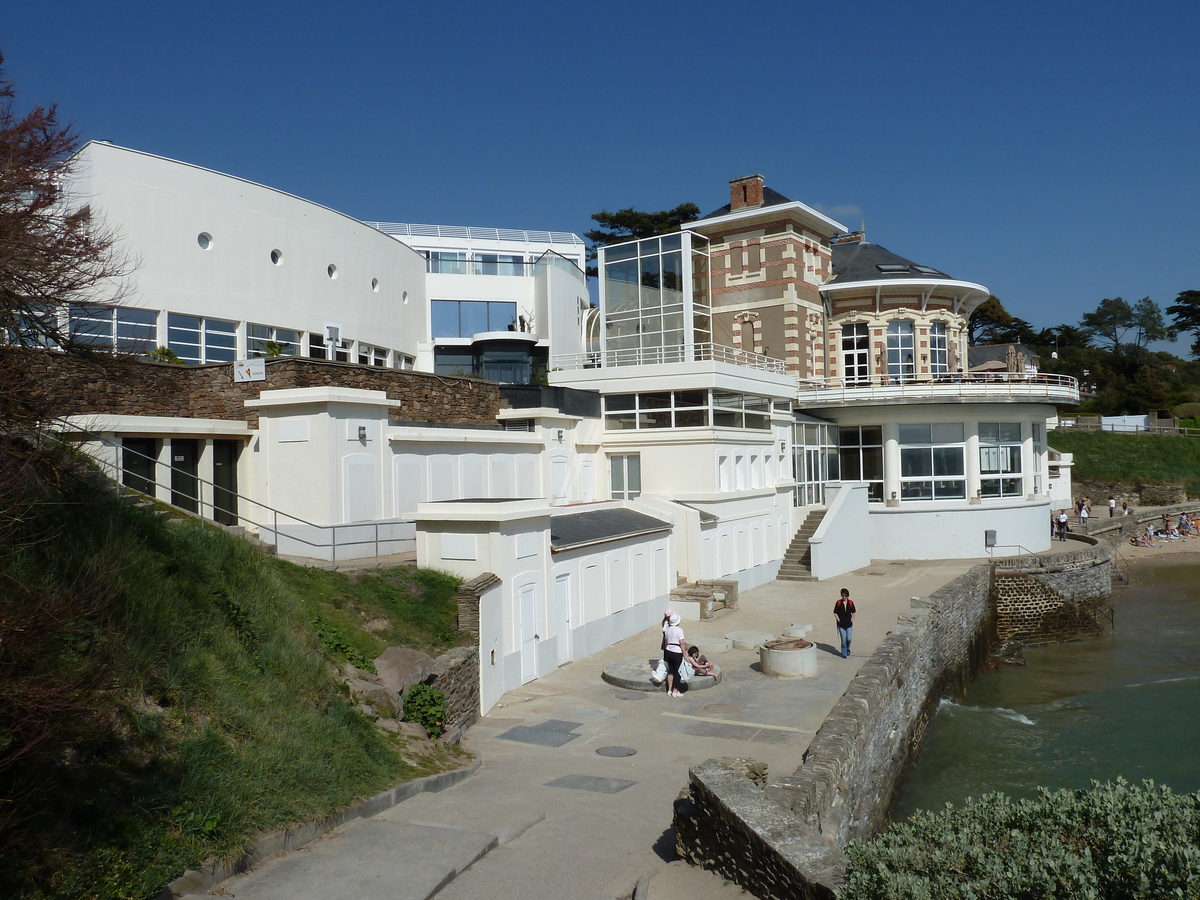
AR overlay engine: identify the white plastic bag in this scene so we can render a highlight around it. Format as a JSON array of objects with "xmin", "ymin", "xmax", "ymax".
[
  {"xmin": 680, "ymin": 659, "xmax": 693, "ymax": 683},
  {"xmin": 649, "ymin": 659, "xmax": 667, "ymax": 684}
]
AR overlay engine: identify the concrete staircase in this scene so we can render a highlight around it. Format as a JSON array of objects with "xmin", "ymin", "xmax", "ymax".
[{"xmin": 776, "ymin": 509, "xmax": 827, "ymax": 582}]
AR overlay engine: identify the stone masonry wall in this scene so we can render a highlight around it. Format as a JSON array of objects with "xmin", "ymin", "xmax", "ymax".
[
  {"xmin": 12, "ymin": 349, "xmax": 501, "ymax": 429},
  {"xmin": 426, "ymin": 645, "xmax": 480, "ymax": 738},
  {"xmin": 675, "ymin": 543, "xmax": 1115, "ymax": 898}
]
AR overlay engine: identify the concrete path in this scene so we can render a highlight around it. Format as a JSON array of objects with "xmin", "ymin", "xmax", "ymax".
[{"xmin": 191, "ymin": 558, "xmax": 977, "ymax": 900}]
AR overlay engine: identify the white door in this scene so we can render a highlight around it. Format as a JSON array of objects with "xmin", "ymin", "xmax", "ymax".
[
  {"xmin": 518, "ymin": 582, "xmax": 538, "ymax": 683},
  {"xmin": 553, "ymin": 573, "xmax": 571, "ymax": 665}
]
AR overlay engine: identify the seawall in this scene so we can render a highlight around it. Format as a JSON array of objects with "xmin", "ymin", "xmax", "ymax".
[{"xmin": 673, "ymin": 539, "xmax": 1116, "ymax": 900}]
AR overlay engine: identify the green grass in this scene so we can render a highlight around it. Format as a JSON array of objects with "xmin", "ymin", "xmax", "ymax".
[
  {"xmin": 0, "ymin": 446, "xmax": 466, "ymax": 899},
  {"xmin": 1049, "ymin": 430, "xmax": 1200, "ymax": 495}
]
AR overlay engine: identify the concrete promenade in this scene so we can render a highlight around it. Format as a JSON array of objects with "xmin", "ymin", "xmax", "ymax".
[{"xmin": 187, "ymin": 558, "xmax": 979, "ymax": 900}]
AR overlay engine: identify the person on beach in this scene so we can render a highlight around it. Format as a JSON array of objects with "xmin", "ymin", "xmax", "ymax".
[
  {"xmin": 834, "ymin": 588, "xmax": 856, "ymax": 659},
  {"xmin": 1080, "ymin": 503, "xmax": 1090, "ymax": 529},
  {"xmin": 1109, "ymin": 497, "xmax": 1117, "ymax": 517},
  {"xmin": 662, "ymin": 613, "xmax": 686, "ymax": 697}
]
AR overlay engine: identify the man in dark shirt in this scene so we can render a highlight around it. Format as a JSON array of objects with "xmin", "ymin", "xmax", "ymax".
[{"xmin": 834, "ymin": 588, "xmax": 856, "ymax": 659}]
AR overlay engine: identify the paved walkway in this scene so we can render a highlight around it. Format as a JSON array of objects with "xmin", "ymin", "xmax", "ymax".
[{"xmin": 188, "ymin": 558, "xmax": 979, "ymax": 900}]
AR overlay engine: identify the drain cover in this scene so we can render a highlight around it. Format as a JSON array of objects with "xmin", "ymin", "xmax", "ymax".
[
  {"xmin": 700, "ymin": 703, "xmax": 742, "ymax": 715},
  {"xmin": 596, "ymin": 746, "xmax": 637, "ymax": 757},
  {"xmin": 614, "ymin": 691, "xmax": 647, "ymax": 701}
]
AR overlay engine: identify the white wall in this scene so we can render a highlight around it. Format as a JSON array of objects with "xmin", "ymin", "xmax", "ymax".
[
  {"xmin": 870, "ymin": 496, "xmax": 1053, "ymax": 559},
  {"xmin": 810, "ymin": 482, "xmax": 872, "ymax": 580},
  {"xmin": 69, "ymin": 142, "xmax": 429, "ymax": 361}
]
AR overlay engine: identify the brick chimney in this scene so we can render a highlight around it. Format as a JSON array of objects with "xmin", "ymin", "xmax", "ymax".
[{"xmin": 729, "ymin": 174, "xmax": 764, "ymax": 211}]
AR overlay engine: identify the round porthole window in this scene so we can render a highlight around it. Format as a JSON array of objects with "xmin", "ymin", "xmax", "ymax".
[
  {"xmin": 327, "ymin": 264, "xmax": 338, "ymax": 279},
  {"xmin": 371, "ymin": 277, "xmax": 379, "ymax": 292},
  {"xmin": 197, "ymin": 232, "xmax": 213, "ymax": 250},
  {"xmin": 271, "ymin": 249, "xmax": 283, "ymax": 265}
]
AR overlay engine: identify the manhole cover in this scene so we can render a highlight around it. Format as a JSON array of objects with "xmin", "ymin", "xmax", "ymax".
[
  {"xmin": 596, "ymin": 746, "xmax": 637, "ymax": 757},
  {"xmin": 614, "ymin": 691, "xmax": 648, "ymax": 701},
  {"xmin": 700, "ymin": 703, "xmax": 742, "ymax": 715}
]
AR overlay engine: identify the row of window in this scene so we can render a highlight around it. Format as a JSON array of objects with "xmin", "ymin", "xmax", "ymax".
[
  {"xmin": 603, "ymin": 390, "xmax": 775, "ymax": 431},
  {"xmin": 425, "ymin": 251, "xmax": 531, "ymax": 276},
  {"xmin": 65, "ymin": 305, "xmax": 415, "ymax": 369},
  {"xmin": 841, "ymin": 321, "xmax": 952, "ymax": 381},
  {"xmin": 834, "ymin": 422, "xmax": 1030, "ymax": 502},
  {"xmin": 431, "ymin": 299, "xmax": 520, "ymax": 338}
]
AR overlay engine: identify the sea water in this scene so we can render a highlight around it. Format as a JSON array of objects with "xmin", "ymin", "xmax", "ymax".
[{"xmin": 890, "ymin": 560, "xmax": 1200, "ymax": 821}]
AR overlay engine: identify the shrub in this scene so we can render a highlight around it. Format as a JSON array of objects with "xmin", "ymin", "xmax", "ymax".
[
  {"xmin": 839, "ymin": 779, "xmax": 1200, "ymax": 899},
  {"xmin": 401, "ymin": 684, "xmax": 446, "ymax": 737}
]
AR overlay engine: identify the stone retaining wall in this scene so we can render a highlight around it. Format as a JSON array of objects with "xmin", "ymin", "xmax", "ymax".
[
  {"xmin": 11, "ymin": 348, "xmax": 500, "ymax": 428},
  {"xmin": 425, "ymin": 645, "xmax": 480, "ymax": 738},
  {"xmin": 675, "ymin": 542, "xmax": 1115, "ymax": 899}
]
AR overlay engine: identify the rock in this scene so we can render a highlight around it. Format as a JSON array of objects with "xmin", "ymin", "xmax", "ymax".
[
  {"xmin": 438, "ymin": 725, "xmax": 463, "ymax": 745},
  {"xmin": 342, "ymin": 663, "xmax": 383, "ymax": 685},
  {"xmin": 989, "ymin": 640, "xmax": 1027, "ymax": 667},
  {"xmin": 346, "ymin": 677, "xmax": 400, "ymax": 715},
  {"xmin": 395, "ymin": 721, "xmax": 429, "ymax": 739},
  {"xmin": 374, "ymin": 647, "xmax": 435, "ymax": 694}
]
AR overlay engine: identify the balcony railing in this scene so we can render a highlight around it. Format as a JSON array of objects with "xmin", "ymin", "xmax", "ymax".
[
  {"xmin": 552, "ymin": 342, "xmax": 787, "ymax": 375},
  {"xmin": 796, "ymin": 371, "xmax": 1079, "ymax": 404}
]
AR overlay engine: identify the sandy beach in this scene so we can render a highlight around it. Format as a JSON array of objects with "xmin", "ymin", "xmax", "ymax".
[{"xmin": 1115, "ymin": 531, "xmax": 1200, "ymax": 568}]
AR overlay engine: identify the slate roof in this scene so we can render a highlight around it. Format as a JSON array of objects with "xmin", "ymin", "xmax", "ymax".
[
  {"xmin": 967, "ymin": 344, "xmax": 1041, "ymax": 367},
  {"xmin": 828, "ymin": 240, "xmax": 952, "ymax": 284},
  {"xmin": 550, "ymin": 508, "xmax": 672, "ymax": 552},
  {"xmin": 700, "ymin": 186, "xmax": 795, "ymax": 220}
]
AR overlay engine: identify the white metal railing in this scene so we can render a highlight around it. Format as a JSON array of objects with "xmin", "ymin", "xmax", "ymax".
[
  {"xmin": 795, "ymin": 371, "xmax": 1079, "ymax": 403},
  {"xmin": 366, "ymin": 221, "xmax": 584, "ymax": 246},
  {"xmin": 57, "ymin": 421, "xmax": 411, "ymax": 562},
  {"xmin": 551, "ymin": 342, "xmax": 787, "ymax": 375}
]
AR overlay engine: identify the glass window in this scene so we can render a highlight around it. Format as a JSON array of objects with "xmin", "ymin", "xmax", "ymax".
[
  {"xmin": 842, "ymin": 322, "xmax": 870, "ymax": 384},
  {"xmin": 69, "ymin": 304, "xmax": 157, "ymax": 355},
  {"xmin": 611, "ymin": 454, "xmax": 641, "ymax": 499},
  {"xmin": 431, "ymin": 300, "xmax": 459, "ymax": 338},
  {"xmin": 979, "ymin": 422, "xmax": 1024, "ymax": 498},
  {"xmin": 247, "ymin": 323, "xmax": 300, "ymax": 358},
  {"xmin": 929, "ymin": 322, "xmax": 948, "ymax": 375},
  {"xmin": 886, "ymin": 320, "xmax": 915, "ymax": 382},
  {"xmin": 898, "ymin": 422, "xmax": 966, "ymax": 500},
  {"xmin": 835, "ymin": 425, "xmax": 884, "ymax": 501},
  {"xmin": 427, "ymin": 251, "xmax": 466, "ymax": 274}
]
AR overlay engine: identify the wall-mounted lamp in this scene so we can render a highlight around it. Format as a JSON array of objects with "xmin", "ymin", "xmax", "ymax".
[
  {"xmin": 891, "ymin": 491, "xmax": 897, "ymax": 500},
  {"xmin": 779, "ymin": 440, "xmax": 786, "ymax": 453},
  {"xmin": 976, "ymin": 488, "xmax": 982, "ymax": 498},
  {"xmin": 357, "ymin": 425, "xmax": 367, "ymax": 441},
  {"xmin": 555, "ymin": 428, "xmax": 565, "ymax": 443}
]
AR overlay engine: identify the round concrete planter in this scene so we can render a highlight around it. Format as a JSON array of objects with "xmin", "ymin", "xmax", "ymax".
[{"xmin": 759, "ymin": 638, "xmax": 817, "ymax": 678}]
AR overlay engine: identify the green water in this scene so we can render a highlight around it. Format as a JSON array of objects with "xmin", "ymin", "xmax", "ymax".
[{"xmin": 890, "ymin": 562, "xmax": 1200, "ymax": 821}]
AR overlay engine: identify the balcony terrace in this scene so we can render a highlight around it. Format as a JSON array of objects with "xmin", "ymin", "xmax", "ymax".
[
  {"xmin": 551, "ymin": 342, "xmax": 787, "ymax": 375},
  {"xmin": 795, "ymin": 372, "xmax": 1079, "ymax": 408}
]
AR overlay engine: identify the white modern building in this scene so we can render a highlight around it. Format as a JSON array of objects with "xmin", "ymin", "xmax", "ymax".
[{"xmin": 32, "ymin": 149, "xmax": 1079, "ymax": 710}]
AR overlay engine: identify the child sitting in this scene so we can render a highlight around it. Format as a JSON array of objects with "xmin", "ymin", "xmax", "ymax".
[{"xmin": 686, "ymin": 646, "xmax": 714, "ymax": 676}]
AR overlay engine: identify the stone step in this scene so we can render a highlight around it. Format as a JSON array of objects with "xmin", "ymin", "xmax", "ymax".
[{"xmin": 776, "ymin": 572, "xmax": 818, "ymax": 582}]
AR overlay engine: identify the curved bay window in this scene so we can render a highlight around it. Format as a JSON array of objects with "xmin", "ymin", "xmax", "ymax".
[
  {"xmin": 979, "ymin": 422, "xmax": 1023, "ymax": 498},
  {"xmin": 899, "ymin": 423, "xmax": 965, "ymax": 500}
]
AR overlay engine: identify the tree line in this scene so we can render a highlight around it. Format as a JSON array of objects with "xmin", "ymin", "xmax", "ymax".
[{"xmin": 969, "ymin": 292, "xmax": 1200, "ymax": 416}]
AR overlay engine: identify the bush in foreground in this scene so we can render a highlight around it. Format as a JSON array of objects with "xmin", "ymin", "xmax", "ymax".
[{"xmin": 840, "ymin": 780, "xmax": 1200, "ymax": 899}]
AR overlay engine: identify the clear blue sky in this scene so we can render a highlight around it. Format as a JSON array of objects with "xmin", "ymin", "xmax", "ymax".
[{"xmin": 6, "ymin": 0, "xmax": 1198, "ymax": 347}]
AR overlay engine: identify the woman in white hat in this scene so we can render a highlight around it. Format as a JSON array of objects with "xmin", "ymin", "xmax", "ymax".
[{"xmin": 662, "ymin": 613, "xmax": 686, "ymax": 697}]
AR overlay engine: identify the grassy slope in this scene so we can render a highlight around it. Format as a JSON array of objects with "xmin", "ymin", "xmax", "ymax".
[
  {"xmin": 1048, "ymin": 430, "xmax": 1200, "ymax": 493},
  {"xmin": 0, "ymin": 452, "xmax": 464, "ymax": 900}
]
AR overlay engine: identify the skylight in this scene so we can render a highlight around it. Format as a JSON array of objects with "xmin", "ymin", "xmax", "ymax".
[
  {"xmin": 876, "ymin": 264, "xmax": 909, "ymax": 274},
  {"xmin": 912, "ymin": 266, "xmax": 945, "ymax": 276}
]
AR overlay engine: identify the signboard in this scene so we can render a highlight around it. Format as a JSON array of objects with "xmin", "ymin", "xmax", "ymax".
[{"xmin": 234, "ymin": 358, "xmax": 266, "ymax": 383}]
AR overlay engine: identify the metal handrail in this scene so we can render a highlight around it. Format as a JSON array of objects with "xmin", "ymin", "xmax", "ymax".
[
  {"xmin": 54, "ymin": 419, "xmax": 408, "ymax": 562},
  {"xmin": 795, "ymin": 371, "xmax": 1079, "ymax": 403},
  {"xmin": 551, "ymin": 342, "xmax": 787, "ymax": 375}
]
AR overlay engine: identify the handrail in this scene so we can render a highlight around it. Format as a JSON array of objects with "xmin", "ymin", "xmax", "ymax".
[
  {"xmin": 54, "ymin": 419, "xmax": 410, "ymax": 562},
  {"xmin": 551, "ymin": 342, "xmax": 787, "ymax": 375},
  {"xmin": 794, "ymin": 371, "xmax": 1079, "ymax": 403}
]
